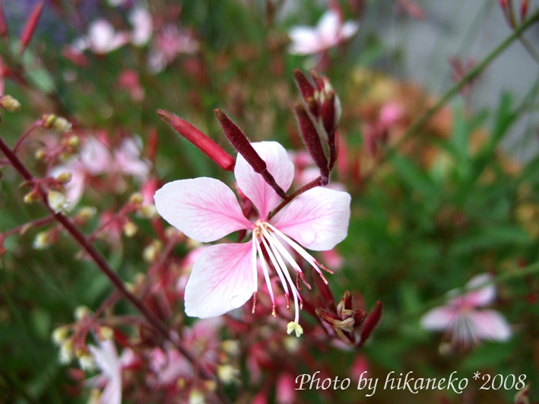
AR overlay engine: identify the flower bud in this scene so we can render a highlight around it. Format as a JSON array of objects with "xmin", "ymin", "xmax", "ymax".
[
  {"xmin": 35, "ymin": 149, "xmax": 47, "ymax": 160},
  {"xmin": 74, "ymin": 305, "xmax": 91, "ymax": 321},
  {"xmin": 78, "ymin": 352, "xmax": 96, "ymax": 371},
  {"xmin": 33, "ymin": 231, "xmax": 51, "ymax": 249},
  {"xmin": 99, "ymin": 326, "xmax": 114, "ymax": 340},
  {"xmin": 52, "ymin": 326, "xmax": 70, "ymax": 345},
  {"xmin": 141, "ymin": 204, "xmax": 157, "ymax": 219},
  {"xmin": 158, "ymin": 109, "xmax": 235, "ymax": 171},
  {"xmin": 189, "ymin": 390, "xmax": 205, "ymax": 404},
  {"xmin": 143, "ymin": 241, "xmax": 161, "ymax": 262},
  {"xmin": 55, "ymin": 172, "xmax": 72, "ymax": 184},
  {"xmin": 217, "ymin": 364, "xmax": 238, "ymax": 383},
  {"xmin": 0, "ymin": 95, "xmax": 21, "ymax": 112},
  {"xmin": 67, "ymin": 135, "xmax": 80, "ymax": 148},
  {"xmin": 129, "ymin": 192, "xmax": 144, "ymax": 207},
  {"xmin": 24, "ymin": 190, "xmax": 40, "ymax": 204},
  {"xmin": 42, "ymin": 114, "xmax": 72, "ymax": 133},
  {"xmin": 77, "ymin": 206, "xmax": 97, "ymax": 221},
  {"xmin": 123, "ymin": 221, "xmax": 138, "ymax": 237},
  {"xmin": 47, "ymin": 190, "xmax": 69, "ymax": 213},
  {"xmin": 59, "ymin": 339, "xmax": 74, "ymax": 364}
]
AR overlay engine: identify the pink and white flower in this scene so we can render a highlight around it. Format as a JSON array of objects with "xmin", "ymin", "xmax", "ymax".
[
  {"xmin": 87, "ymin": 339, "xmax": 135, "ymax": 404},
  {"xmin": 73, "ymin": 19, "xmax": 130, "ymax": 55},
  {"xmin": 288, "ymin": 10, "xmax": 359, "ymax": 55},
  {"xmin": 421, "ymin": 274, "xmax": 512, "ymax": 347},
  {"xmin": 51, "ymin": 137, "xmax": 150, "ymax": 207},
  {"xmin": 154, "ymin": 141, "xmax": 351, "ymax": 335}
]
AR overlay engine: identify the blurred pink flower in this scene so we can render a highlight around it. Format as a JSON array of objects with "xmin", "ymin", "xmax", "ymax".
[
  {"xmin": 88, "ymin": 340, "xmax": 135, "ymax": 404},
  {"xmin": 148, "ymin": 25, "xmax": 199, "ymax": 73},
  {"xmin": 421, "ymin": 274, "xmax": 512, "ymax": 347},
  {"xmin": 73, "ymin": 19, "xmax": 130, "ymax": 55},
  {"xmin": 129, "ymin": 7, "xmax": 153, "ymax": 46},
  {"xmin": 51, "ymin": 137, "xmax": 150, "ymax": 207},
  {"xmin": 154, "ymin": 141, "xmax": 351, "ymax": 335},
  {"xmin": 150, "ymin": 318, "xmax": 222, "ymax": 386},
  {"xmin": 288, "ymin": 10, "xmax": 359, "ymax": 55}
]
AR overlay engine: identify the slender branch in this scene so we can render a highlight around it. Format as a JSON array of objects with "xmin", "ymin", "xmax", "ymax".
[
  {"xmin": 361, "ymin": 8, "xmax": 539, "ymax": 185},
  {"xmin": 0, "ymin": 134, "xmax": 214, "ymax": 382},
  {"xmin": 3, "ymin": 215, "xmax": 55, "ymax": 237},
  {"xmin": 12, "ymin": 120, "xmax": 40, "ymax": 153}
]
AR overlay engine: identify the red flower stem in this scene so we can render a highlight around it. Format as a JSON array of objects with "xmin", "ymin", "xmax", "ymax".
[
  {"xmin": 12, "ymin": 120, "xmax": 40, "ymax": 153},
  {"xmin": 0, "ymin": 134, "xmax": 214, "ymax": 381},
  {"xmin": 3, "ymin": 215, "xmax": 56, "ymax": 237},
  {"xmin": 268, "ymin": 175, "xmax": 323, "ymax": 219}
]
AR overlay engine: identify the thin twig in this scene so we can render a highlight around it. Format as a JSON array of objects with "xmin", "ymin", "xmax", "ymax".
[{"xmin": 361, "ymin": 8, "xmax": 539, "ymax": 186}]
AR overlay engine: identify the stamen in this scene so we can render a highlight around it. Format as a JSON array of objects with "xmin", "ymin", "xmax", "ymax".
[
  {"xmin": 251, "ymin": 292, "xmax": 257, "ymax": 314},
  {"xmin": 256, "ymin": 240, "xmax": 276, "ymax": 312},
  {"xmin": 251, "ymin": 234, "xmax": 259, "ymax": 294},
  {"xmin": 266, "ymin": 223, "xmax": 329, "ymax": 281},
  {"xmin": 260, "ymin": 227, "xmax": 310, "ymax": 286},
  {"xmin": 260, "ymin": 235, "xmax": 290, "ymax": 299}
]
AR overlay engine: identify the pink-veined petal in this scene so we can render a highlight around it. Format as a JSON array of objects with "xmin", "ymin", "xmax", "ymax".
[
  {"xmin": 340, "ymin": 21, "xmax": 359, "ymax": 39},
  {"xmin": 100, "ymin": 376, "xmax": 122, "ymax": 404},
  {"xmin": 89, "ymin": 340, "xmax": 120, "ymax": 380},
  {"xmin": 288, "ymin": 27, "xmax": 320, "ymax": 55},
  {"xmin": 154, "ymin": 177, "xmax": 252, "ymax": 242},
  {"xmin": 468, "ymin": 310, "xmax": 512, "ymax": 341},
  {"xmin": 317, "ymin": 10, "xmax": 341, "ymax": 45},
  {"xmin": 461, "ymin": 273, "xmax": 496, "ymax": 307},
  {"xmin": 80, "ymin": 138, "xmax": 112, "ymax": 175},
  {"xmin": 235, "ymin": 141, "xmax": 294, "ymax": 220},
  {"xmin": 184, "ymin": 242, "xmax": 256, "ymax": 318},
  {"xmin": 271, "ymin": 187, "xmax": 350, "ymax": 251},
  {"xmin": 421, "ymin": 306, "xmax": 458, "ymax": 331}
]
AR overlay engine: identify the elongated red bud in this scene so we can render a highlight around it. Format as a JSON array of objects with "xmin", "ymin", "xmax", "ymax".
[
  {"xmin": 0, "ymin": 1, "xmax": 8, "ymax": 38},
  {"xmin": 19, "ymin": 1, "xmax": 44, "ymax": 54},
  {"xmin": 295, "ymin": 104, "xmax": 329, "ymax": 184},
  {"xmin": 359, "ymin": 301, "xmax": 383, "ymax": 346},
  {"xmin": 520, "ymin": 0, "xmax": 529, "ymax": 20},
  {"xmin": 293, "ymin": 69, "xmax": 315, "ymax": 103},
  {"xmin": 157, "ymin": 109, "xmax": 234, "ymax": 171},
  {"xmin": 214, "ymin": 108, "xmax": 287, "ymax": 198},
  {"xmin": 309, "ymin": 70, "xmax": 325, "ymax": 91}
]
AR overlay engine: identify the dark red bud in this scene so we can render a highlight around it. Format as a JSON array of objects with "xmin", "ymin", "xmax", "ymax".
[
  {"xmin": 295, "ymin": 105, "xmax": 329, "ymax": 184},
  {"xmin": 157, "ymin": 109, "xmax": 234, "ymax": 171},
  {"xmin": 520, "ymin": 0, "xmax": 529, "ymax": 20},
  {"xmin": 214, "ymin": 108, "xmax": 287, "ymax": 199},
  {"xmin": 321, "ymin": 90, "xmax": 336, "ymax": 138},
  {"xmin": 293, "ymin": 69, "xmax": 315, "ymax": 103},
  {"xmin": 309, "ymin": 70, "xmax": 325, "ymax": 91},
  {"xmin": 0, "ymin": 1, "xmax": 8, "ymax": 38},
  {"xmin": 359, "ymin": 301, "xmax": 383, "ymax": 345},
  {"xmin": 20, "ymin": 1, "xmax": 44, "ymax": 54}
]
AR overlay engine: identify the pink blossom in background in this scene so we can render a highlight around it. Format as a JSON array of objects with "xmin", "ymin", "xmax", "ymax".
[
  {"xmin": 288, "ymin": 9, "xmax": 359, "ymax": 55},
  {"xmin": 421, "ymin": 273, "xmax": 512, "ymax": 347},
  {"xmin": 129, "ymin": 7, "xmax": 153, "ymax": 46},
  {"xmin": 73, "ymin": 19, "xmax": 130, "ymax": 55},
  {"xmin": 154, "ymin": 141, "xmax": 351, "ymax": 336},
  {"xmin": 87, "ymin": 339, "xmax": 135, "ymax": 404},
  {"xmin": 51, "ymin": 137, "xmax": 150, "ymax": 208},
  {"xmin": 148, "ymin": 25, "xmax": 199, "ymax": 73}
]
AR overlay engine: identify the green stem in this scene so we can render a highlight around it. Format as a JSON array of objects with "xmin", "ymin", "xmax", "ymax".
[{"xmin": 361, "ymin": 8, "xmax": 539, "ymax": 185}]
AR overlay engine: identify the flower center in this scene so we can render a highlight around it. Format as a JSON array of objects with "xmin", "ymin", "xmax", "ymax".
[{"xmin": 251, "ymin": 220, "xmax": 331, "ymax": 337}]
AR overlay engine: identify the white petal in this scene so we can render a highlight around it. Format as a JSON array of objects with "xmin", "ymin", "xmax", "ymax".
[
  {"xmin": 235, "ymin": 141, "xmax": 294, "ymax": 220},
  {"xmin": 184, "ymin": 242, "xmax": 256, "ymax": 318},
  {"xmin": 271, "ymin": 187, "xmax": 351, "ymax": 250},
  {"xmin": 154, "ymin": 178, "xmax": 252, "ymax": 243}
]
